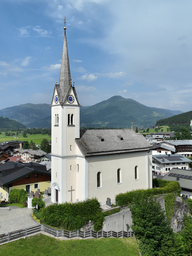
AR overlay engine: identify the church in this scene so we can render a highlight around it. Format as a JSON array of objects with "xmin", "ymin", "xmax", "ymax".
[{"xmin": 51, "ymin": 24, "xmax": 152, "ymax": 205}]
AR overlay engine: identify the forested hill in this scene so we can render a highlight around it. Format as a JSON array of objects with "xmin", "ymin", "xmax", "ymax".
[
  {"xmin": 0, "ymin": 116, "xmax": 26, "ymax": 129},
  {"xmin": 156, "ymin": 110, "xmax": 192, "ymax": 126},
  {"xmin": 0, "ymin": 96, "xmax": 182, "ymax": 128}
]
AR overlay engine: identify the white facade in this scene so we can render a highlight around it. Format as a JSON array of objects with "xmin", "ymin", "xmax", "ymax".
[{"xmin": 51, "ymin": 27, "xmax": 152, "ymax": 204}]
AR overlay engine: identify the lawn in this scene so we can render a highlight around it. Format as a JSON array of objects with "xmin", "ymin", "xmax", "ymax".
[
  {"xmin": 0, "ymin": 132, "xmax": 51, "ymax": 146},
  {"xmin": 0, "ymin": 203, "xmax": 25, "ymax": 208},
  {"xmin": 0, "ymin": 234, "xmax": 140, "ymax": 256}
]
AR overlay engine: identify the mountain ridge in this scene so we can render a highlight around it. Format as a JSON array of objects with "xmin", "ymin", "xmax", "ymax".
[{"xmin": 0, "ymin": 96, "xmax": 182, "ymax": 128}]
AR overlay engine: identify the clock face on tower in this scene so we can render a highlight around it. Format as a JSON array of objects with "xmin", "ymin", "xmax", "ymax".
[
  {"xmin": 55, "ymin": 95, "xmax": 59, "ymax": 104},
  {"xmin": 67, "ymin": 95, "xmax": 75, "ymax": 104}
]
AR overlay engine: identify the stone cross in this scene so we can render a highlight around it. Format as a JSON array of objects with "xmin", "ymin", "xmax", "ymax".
[
  {"xmin": 68, "ymin": 186, "xmax": 75, "ymax": 202},
  {"xmin": 106, "ymin": 197, "xmax": 111, "ymax": 207}
]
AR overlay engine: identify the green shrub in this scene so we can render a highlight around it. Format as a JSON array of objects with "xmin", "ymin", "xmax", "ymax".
[
  {"xmin": 115, "ymin": 181, "xmax": 180, "ymax": 207},
  {"xmin": 40, "ymin": 198, "xmax": 102, "ymax": 230},
  {"xmin": 186, "ymin": 198, "xmax": 192, "ymax": 215},
  {"xmin": 32, "ymin": 195, "xmax": 45, "ymax": 210},
  {"xmin": 164, "ymin": 193, "xmax": 177, "ymax": 220},
  {"xmin": 9, "ymin": 189, "xmax": 27, "ymax": 206}
]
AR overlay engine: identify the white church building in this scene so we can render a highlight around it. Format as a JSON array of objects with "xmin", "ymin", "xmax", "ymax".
[{"xmin": 51, "ymin": 25, "xmax": 152, "ymax": 205}]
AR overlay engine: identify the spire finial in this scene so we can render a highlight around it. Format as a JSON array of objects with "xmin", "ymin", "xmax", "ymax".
[
  {"xmin": 64, "ymin": 16, "xmax": 66, "ymax": 31},
  {"xmin": 56, "ymin": 79, "xmax": 57, "ymax": 84}
]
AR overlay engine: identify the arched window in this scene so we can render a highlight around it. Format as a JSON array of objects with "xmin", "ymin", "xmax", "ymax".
[
  {"xmin": 135, "ymin": 166, "xmax": 138, "ymax": 180},
  {"xmin": 71, "ymin": 114, "xmax": 73, "ymax": 125},
  {"xmin": 97, "ymin": 172, "xmax": 102, "ymax": 188},
  {"xmin": 68, "ymin": 114, "xmax": 70, "ymax": 125},
  {"xmin": 57, "ymin": 114, "xmax": 59, "ymax": 125},
  {"xmin": 117, "ymin": 168, "xmax": 121, "ymax": 183}
]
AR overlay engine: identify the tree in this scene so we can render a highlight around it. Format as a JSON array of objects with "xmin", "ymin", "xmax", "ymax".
[
  {"xmin": 180, "ymin": 127, "xmax": 191, "ymax": 140},
  {"xmin": 23, "ymin": 141, "xmax": 29, "ymax": 149},
  {"xmin": 29, "ymin": 140, "xmax": 36, "ymax": 150},
  {"xmin": 130, "ymin": 195, "xmax": 176, "ymax": 255},
  {"xmin": 22, "ymin": 130, "xmax": 27, "ymax": 137},
  {"xmin": 40, "ymin": 139, "xmax": 51, "ymax": 153}
]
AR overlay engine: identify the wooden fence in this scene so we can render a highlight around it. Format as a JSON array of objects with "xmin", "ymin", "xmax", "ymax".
[{"xmin": 0, "ymin": 224, "xmax": 134, "ymax": 244}]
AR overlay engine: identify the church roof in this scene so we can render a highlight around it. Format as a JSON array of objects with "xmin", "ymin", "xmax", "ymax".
[
  {"xmin": 76, "ymin": 129, "xmax": 151, "ymax": 156},
  {"xmin": 59, "ymin": 27, "xmax": 71, "ymax": 103}
]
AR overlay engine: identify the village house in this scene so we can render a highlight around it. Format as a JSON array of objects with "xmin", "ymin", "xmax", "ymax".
[
  {"xmin": 0, "ymin": 161, "xmax": 51, "ymax": 201},
  {"xmin": 13, "ymin": 148, "xmax": 47, "ymax": 163},
  {"xmin": 152, "ymin": 154, "xmax": 191, "ymax": 176}
]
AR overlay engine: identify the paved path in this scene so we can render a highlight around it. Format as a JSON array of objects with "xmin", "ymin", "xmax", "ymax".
[{"xmin": 0, "ymin": 208, "xmax": 38, "ymax": 235}]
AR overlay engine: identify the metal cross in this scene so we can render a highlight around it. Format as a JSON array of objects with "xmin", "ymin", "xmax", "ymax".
[
  {"xmin": 64, "ymin": 16, "xmax": 66, "ymax": 26},
  {"xmin": 68, "ymin": 186, "xmax": 75, "ymax": 202}
]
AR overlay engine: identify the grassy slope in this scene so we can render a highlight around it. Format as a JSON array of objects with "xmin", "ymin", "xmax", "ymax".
[
  {"xmin": 0, "ymin": 132, "xmax": 51, "ymax": 145},
  {"xmin": 0, "ymin": 235, "xmax": 140, "ymax": 256}
]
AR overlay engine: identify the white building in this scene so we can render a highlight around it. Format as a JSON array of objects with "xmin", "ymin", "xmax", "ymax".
[
  {"xmin": 51, "ymin": 25, "xmax": 152, "ymax": 205},
  {"xmin": 152, "ymin": 154, "xmax": 191, "ymax": 176}
]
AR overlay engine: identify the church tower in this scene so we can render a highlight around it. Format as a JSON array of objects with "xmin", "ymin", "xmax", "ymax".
[{"xmin": 51, "ymin": 20, "xmax": 80, "ymax": 204}]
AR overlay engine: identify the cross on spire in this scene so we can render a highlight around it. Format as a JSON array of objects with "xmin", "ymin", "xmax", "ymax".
[{"xmin": 64, "ymin": 16, "xmax": 66, "ymax": 30}]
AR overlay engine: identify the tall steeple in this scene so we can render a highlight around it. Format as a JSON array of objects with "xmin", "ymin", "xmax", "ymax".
[{"xmin": 59, "ymin": 17, "xmax": 71, "ymax": 103}]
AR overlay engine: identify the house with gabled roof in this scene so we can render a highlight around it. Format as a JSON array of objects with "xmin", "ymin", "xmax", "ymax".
[
  {"xmin": 0, "ymin": 161, "xmax": 51, "ymax": 201},
  {"xmin": 50, "ymin": 23, "xmax": 152, "ymax": 205}
]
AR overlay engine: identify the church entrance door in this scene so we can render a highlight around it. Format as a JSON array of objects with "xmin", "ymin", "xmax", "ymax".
[{"xmin": 56, "ymin": 189, "xmax": 58, "ymax": 203}]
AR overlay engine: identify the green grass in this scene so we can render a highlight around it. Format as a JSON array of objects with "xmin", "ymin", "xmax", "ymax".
[
  {"xmin": 0, "ymin": 203, "xmax": 25, "ymax": 208},
  {"xmin": 0, "ymin": 132, "xmax": 50, "ymax": 145},
  {"xmin": 0, "ymin": 234, "xmax": 140, "ymax": 256}
]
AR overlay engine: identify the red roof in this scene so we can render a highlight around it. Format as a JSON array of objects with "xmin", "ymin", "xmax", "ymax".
[{"xmin": 8, "ymin": 156, "xmax": 24, "ymax": 163}]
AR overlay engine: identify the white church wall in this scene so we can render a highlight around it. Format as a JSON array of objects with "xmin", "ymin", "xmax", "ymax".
[
  {"xmin": 66, "ymin": 158, "xmax": 77, "ymax": 202},
  {"xmin": 87, "ymin": 151, "xmax": 151, "ymax": 204},
  {"xmin": 51, "ymin": 106, "xmax": 62, "ymax": 156}
]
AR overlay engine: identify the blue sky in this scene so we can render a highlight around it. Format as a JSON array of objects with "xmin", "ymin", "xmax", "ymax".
[{"xmin": 1, "ymin": 0, "xmax": 192, "ymax": 112}]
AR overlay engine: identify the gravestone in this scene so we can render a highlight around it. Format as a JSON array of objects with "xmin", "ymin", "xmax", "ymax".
[
  {"xmin": 37, "ymin": 189, "xmax": 40, "ymax": 194},
  {"xmin": 44, "ymin": 189, "xmax": 48, "ymax": 195},
  {"xmin": 34, "ymin": 191, "xmax": 39, "ymax": 199},
  {"xmin": 48, "ymin": 187, "xmax": 51, "ymax": 195},
  {"xmin": 30, "ymin": 191, "xmax": 34, "ymax": 197},
  {"xmin": 28, "ymin": 195, "xmax": 34, "ymax": 209},
  {"xmin": 106, "ymin": 197, "xmax": 111, "ymax": 207}
]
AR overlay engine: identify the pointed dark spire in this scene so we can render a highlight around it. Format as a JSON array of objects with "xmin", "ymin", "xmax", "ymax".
[{"xmin": 59, "ymin": 17, "xmax": 71, "ymax": 102}]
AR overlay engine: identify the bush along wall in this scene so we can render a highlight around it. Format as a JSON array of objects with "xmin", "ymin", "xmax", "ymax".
[
  {"xmin": 115, "ymin": 181, "xmax": 181, "ymax": 207},
  {"xmin": 40, "ymin": 198, "xmax": 102, "ymax": 231},
  {"xmin": 9, "ymin": 189, "xmax": 27, "ymax": 206}
]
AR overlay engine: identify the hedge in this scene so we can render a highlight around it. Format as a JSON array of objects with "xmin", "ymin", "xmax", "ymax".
[
  {"xmin": 115, "ymin": 180, "xmax": 181, "ymax": 207},
  {"xmin": 40, "ymin": 198, "xmax": 102, "ymax": 230},
  {"xmin": 9, "ymin": 189, "xmax": 27, "ymax": 206}
]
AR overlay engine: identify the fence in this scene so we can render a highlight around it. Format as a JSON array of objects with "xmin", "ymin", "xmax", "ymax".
[{"xmin": 0, "ymin": 224, "xmax": 134, "ymax": 244}]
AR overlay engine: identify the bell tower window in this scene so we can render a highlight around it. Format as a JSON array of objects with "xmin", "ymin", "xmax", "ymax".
[{"xmin": 68, "ymin": 114, "xmax": 75, "ymax": 126}]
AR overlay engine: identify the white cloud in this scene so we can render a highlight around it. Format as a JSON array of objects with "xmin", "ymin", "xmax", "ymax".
[
  {"xmin": 43, "ymin": 64, "xmax": 61, "ymax": 70},
  {"xmin": 78, "ymin": 73, "xmax": 97, "ymax": 82},
  {"xmin": 75, "ymin": 67, "xmax": 87, "ymax": 73},
  {"xmin": 58, "ymin": 5, "xmax": 63, "ymax": 10},
  {"xmin": 45, "ymin": 46, "xmax": 51, "ymax": 50},
  {"xmin": 119, "ymin": 89, "xmax": 127, "ymax": 94},
  {"xmin": 0, "ymin": 60, "xmax": 23, "ymax": 77},
  {"xmin": 78, "ymin": 21, "xmax": 83, "ymax": 25},
  {"xmin": 21, "ymin": 56, "xmax": 32, "ymax": 66},
  {"xmin": 18, "ymin": 27, "xmax": 30, "ymax": 37},
  {"xmin": 103, "ymin": 72, "xmax": 126, "ymax": 78},
  {"xmin": 33, "ymin": 26, "xmax": 52, "ymax": 37},
  {"xmin": 77, "ymin": 85, "xmax": 96, "ymax": 92},
  {"xmin": 73, "ymin": 60, "xmax": 82, "ymax": 62}
]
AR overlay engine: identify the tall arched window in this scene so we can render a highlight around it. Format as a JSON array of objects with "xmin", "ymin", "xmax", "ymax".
[
  {"xmin": 68, "ymin": 114, "xmax": 70, "ymax": 125},
  {"xmin": 117, "ymin": 168, "xmax": 121, "ymax": 183},
  {"xmin": 135, "ymin": 166, "xmax": 138, "ymax": 180},
  {"xmin": 97, "ymin": 172, "xmax": 102, "ymax": 188},
  {"xmin": 71, "ymin": 114, "xmax": 73, "ymax": 125},
  {"xmin": 57, "ymin": 114, "xmax": 59, "ymax": 125}
]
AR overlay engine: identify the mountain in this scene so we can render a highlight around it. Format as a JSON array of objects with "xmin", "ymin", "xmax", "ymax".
[
  {"xmin": 0, "ymin": 103, "xmax": 50, "ymax": 126},
  {"xmin": 0, "ymin": 96, "xmax": 182, "ymax": 128},
  {"xmin": 156, "ymin": 110, "xmax": 192, "ymax": 126},
  {"xmin": 0, "ymin": 116, "xmax": 26, "ymax": 129},
  {"xmin": 80, "ymin": 96, "xmax": 182, "ymax": 128}
]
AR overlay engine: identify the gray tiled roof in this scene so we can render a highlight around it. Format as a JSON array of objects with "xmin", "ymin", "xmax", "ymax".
[
  {"xmin": 76, "ymin": 129, "xmax": 151, "ymax": 156},
  {"xmin": 152, "ymin": 154, "xmax": 191, "ymax": 164},
  {"xmin": 14, "ymin": 149, "xmax": 46, "ymax": 156},
  {"xmin": 163, "ymin": 168, "xmax": 192, "ymax": 190},
  {"xmin": 166, "ymin": 140, "xmax": 192, "ymax": 146},
  {"xmin": 0, "ymin": 161, "xmax": 50, "ymax": 186}
]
